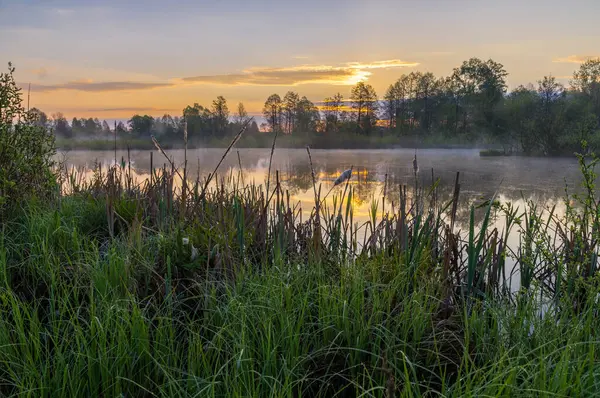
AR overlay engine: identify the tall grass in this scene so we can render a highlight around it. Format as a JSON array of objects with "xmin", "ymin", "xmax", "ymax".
[{"xmin": 1, "ymin": 140, "xmax": 600, "ymax": 396}]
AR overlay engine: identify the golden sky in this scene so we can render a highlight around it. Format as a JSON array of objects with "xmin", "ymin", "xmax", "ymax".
[{"xmin": 1, "ymin": 0, "xmax": 599, "ymax": 120}]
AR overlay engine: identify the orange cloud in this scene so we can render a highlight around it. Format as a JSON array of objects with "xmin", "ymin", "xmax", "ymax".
[
  {"xmin": 346, "ymin": 60, "xmax": 420, "ymax": 70},
  {"xmin": 183, "ymin": 59, "xmax": 418, "ymax": 87},
  {"xmin": 553, "ymin": 55, "xmax": 600, "ymax": 64},
  {"xmin": 24, "ymin": 59, "xmax": 419, "ymax": 92},
  {"xmin": 183, "ymin": 66, "xmax": 358, "ymax": 86},
  {"xmin": 85, "ymin": 106, "xmax": 180, "ymax": 113},
  {"xmin": 29, "ymin": 80, "xmax": 175, "ymax": 92}
]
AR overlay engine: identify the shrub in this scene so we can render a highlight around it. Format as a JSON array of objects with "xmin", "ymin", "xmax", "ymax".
[{"xmin": 0, "ymin": 63, "xmax": 57, "ymax": 217}]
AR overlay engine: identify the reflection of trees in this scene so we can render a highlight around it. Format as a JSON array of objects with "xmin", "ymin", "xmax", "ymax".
[
  {"xmin": 280, "ymin": 163, "xmax": 314, "ymax": 195},
  {"xmin": 63, "ymin": 148, "xmax": 592, "ymax": 230},
  {"xmin": 351, "ymin": 180, "xmax": 377, "ymax": 206}
]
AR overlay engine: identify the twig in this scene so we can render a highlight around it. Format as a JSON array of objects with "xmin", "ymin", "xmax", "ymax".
[
  {"xmin": 199, "ymin": 117, "xmax": 252, "ymax": 201},
  {"xmin": 266, "ymin": 128, "xmax": 279, "ymax": 199}
]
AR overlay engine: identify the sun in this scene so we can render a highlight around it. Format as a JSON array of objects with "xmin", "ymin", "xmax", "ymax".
[{"xmin": 345, "ymin": 70, "xmax": 372, "ymax": 85}]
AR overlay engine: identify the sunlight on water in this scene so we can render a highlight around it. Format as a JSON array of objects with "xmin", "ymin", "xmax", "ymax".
[
  {"xmin": 58, "ymin": 147, "xmax": 586, "ymax": 294},
  {"xmin": 57, "ymin": 147, "xmax": 584, "ymax": 223}
]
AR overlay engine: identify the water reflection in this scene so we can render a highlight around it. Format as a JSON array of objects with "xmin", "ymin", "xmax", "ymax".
[{"xmin": 58, "ymin": 148, "xmax": 585, "ymax": 227}]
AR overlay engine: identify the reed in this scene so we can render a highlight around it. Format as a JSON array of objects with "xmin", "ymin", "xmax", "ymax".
[{"xmin": 1, "ymin": 139, "xmax": 600, "ymax": 396}]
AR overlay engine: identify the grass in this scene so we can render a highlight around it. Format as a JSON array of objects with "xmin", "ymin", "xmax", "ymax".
[{"xmin": 2, "ymin": 135, "xmax": 600, "ymax": 396}]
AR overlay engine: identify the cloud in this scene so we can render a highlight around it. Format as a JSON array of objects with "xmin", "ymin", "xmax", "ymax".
[
  {"xmin": 182, "ymin": 59, "xmax": 419, "ymax": 86},
  {"xmin": 23, "ymin": 59, "xmax": 419, "ymax": 92},
  {"xmin": 182, "ymin": 67, "xmax": 358, "ymax": 86},
  {"xmin": 553, "ymin": 55, "xmax": 600, "ymax": 64},
  {"xmin": 346, "ymin": 60, "xmax": 419, "ymax": 70},
  {"xmin": 29, "ymin": 80, "xmax": 175, "ymax": 92},
  {"xmin": 30, "ymin": 68, "xmax": 49, "ymax": 79},
  {"xmin": 86, "ymin": 107, "xmax": 180, "ymax": 113}
]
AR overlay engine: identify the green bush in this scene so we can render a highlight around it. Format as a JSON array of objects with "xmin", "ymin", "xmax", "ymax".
[{"xmin": 0, "ymin": 63, "xmax": 57, "ymax": 217}]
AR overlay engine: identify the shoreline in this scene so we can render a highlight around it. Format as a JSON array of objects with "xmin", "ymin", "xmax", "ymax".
[{"xmin": 56, "ymin": 138, "xmax": 579, "ymax": 158}]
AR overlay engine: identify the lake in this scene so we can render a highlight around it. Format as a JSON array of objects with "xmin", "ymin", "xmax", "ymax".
[
  {"xmin": 58, "ymin": 147, "xmax": 584, "ymax": 220},
  {"xmin": 59, "ymin": 147, "xmax": 588, "ymax": 291}
]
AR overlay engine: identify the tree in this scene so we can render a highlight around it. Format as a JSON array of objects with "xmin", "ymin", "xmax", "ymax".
[
  {"xmin": 183, "ymin": 103, "xmax": 212, "ymax": 140},
  {"xmin": 451, "ymin": 58, "xmax": 508, "ymax": 133},
  {"xmin": 263, "ymin": 94, "xmax": 282, "ymax": 133},
  {"xmin": 295, "ymin": 96, "xmax": 320, "ymax": 134},
  {"xmin": 235, "ymin": 102, "xmax": 249, "ymax": 125},
  {"xmin": 440, "ymin": 75, "xmax": 463, "ymax": 134},
  {"xmin": 116, "ymin": 121, "xmax": 127, "ymax": 135},
  {"xmin": 29, "ymin": 107, "xmax": 48, "ymax": 128},
  {"xmin": 51, "ymin": 112, "xmax": 71, "ymax": 137},
  {"xmin": 384, "ymin": 74, "xmax": 416, "ymax": 132},
  {"xmin": 0, "ymin": 62, "xmax": 56, "ymax": 216},
  {"xmin": 71, "ymin": 117, "xmax": 83, "ymax": 136},
  {"xmin": 414, "ymin": 72, "xmax": 438, "ymax": 132},
  {"xmin": 82, "ymin": 118, "xmax": 101, "ymax": 135},
  {"xmin": 384, "ymin": 84, "xmax": 398, "ymax": 129},
  {"xmin": 282, "ymin": 91, "xmax": 299, "ymax": 134},
  {"xmin": 323, "ymin": 93, "xmax": 344, "ymax": 132},
  {"xmin": 401, "ymin": 73, "xmax": 418, "ymax": 129},
  {"xmin": 211, "ymin": 96, "xmax": 229, "ymax": 138},
  {"xmin": 101, "ymin": 120, "xmax": 111, "ymax": 134},
  {"xmin": 247, "ymin": 120, "xmax": 260, "ymax": 135},
  {"xmin": 536, "ymin": 75, "xmax": 566, "ymax": 155},
  {"xmin": 0, "ymin": 63, "xmax": 22, "ymax": 124},
  {"xmin": 571, "ymin": 58, "xmax": 600, "ymax": 122},
  {"xmin": 128, "ymin": 114, "xmax": 154, "ymax": 136},
  {"xmin": 503, "ymin": 85, "xmax": 539, "ymax": 154},
  {"xmin": 350, "ymin": 82, "xmax": 378, "ymax": 135},
  {"xmin": 153, "ymin": 114, "xmax": 179, "ymax": 138}
]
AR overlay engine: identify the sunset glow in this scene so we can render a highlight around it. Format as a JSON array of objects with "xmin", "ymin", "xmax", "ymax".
[{"xmin": 1, "ymin": 0, "xmax": 599, "ymax": 120}]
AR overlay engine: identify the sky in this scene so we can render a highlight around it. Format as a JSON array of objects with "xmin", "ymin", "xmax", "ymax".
[{"xmin": 1, "ymin": 0, "xmax": 599, "ymax": 121}]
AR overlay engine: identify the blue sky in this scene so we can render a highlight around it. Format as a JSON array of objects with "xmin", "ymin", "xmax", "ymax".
[{"xmin": 1, "ymin": 0, "xmax": 599, "ymax": 119}]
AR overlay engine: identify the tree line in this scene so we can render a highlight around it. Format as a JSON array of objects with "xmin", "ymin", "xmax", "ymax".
[
  {"xmin": 33, "ymin": 57, "xmax": 600, "ymax": 155},
  {"xmin": 263, "ymin": 57, "xmax": 600, "ymax": 155},
  {"xmin": 32, "ymin": 96, "xmax": 261, "ymax": 144}
]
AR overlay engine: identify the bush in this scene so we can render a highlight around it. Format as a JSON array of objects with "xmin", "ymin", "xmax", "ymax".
[{"xmin": 0, "ymin": 63, "xmax": 57, "ymax": 217}]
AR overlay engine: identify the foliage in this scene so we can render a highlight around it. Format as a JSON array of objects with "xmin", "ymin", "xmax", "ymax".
[
  {"xmin": 0, "ymin": 63, "xmax": 56, "ymax": 216},
  {"xmin": 128, "ymin": 114, "xmax": 155, "ymax": 136},
  {"xmin": 263, "ymin": 93, "xmax": 282, "ymax": 133}
]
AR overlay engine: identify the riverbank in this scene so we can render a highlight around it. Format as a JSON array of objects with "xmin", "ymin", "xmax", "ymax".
[{"xmin": 2, "ymin": 151, "xmax": 600, "ymax": 396}]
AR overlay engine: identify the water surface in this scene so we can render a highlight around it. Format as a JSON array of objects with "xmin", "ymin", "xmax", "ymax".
[{"xmin": 59, "ymin": 147, "xmax": 583, "ymax": 221}]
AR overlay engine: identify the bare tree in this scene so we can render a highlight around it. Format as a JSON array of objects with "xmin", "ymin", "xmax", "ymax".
[
  {"xmin": 323, "ymin": 93, "xmax": 344, "ymax": 132},
  {"xmin": 283, "ymin": 91, "xmax": 299, "ymax": 134},
  {"xmin": 350, "ymin": 82, "xmax": 378, "ymax": 135}
]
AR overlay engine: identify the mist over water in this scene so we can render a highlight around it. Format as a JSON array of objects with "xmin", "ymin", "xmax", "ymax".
[
  {"xmin": 60, "ymin": 147, "xmax": 590, "ymax": 292},
  {"xmin": 58, "ymin": 147, "xmax": 584, "ymax": 211}
]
